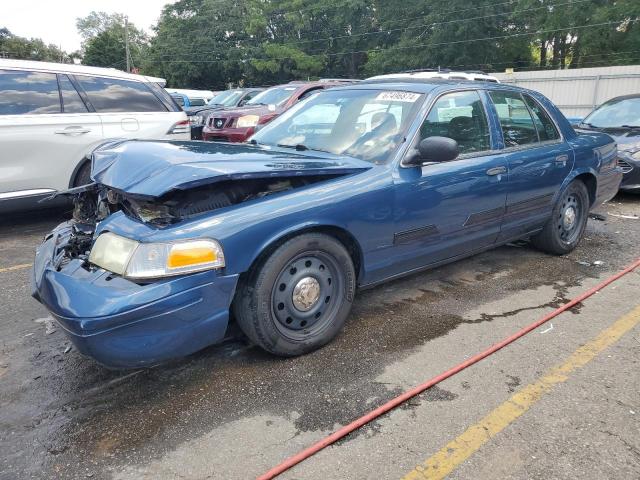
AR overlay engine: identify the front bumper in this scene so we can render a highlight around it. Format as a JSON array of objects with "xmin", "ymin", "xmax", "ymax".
[
  {"xmin": 618, "ymin": 154, "xmax": 640, "ymax": 191},
  {"xmin": 202, "ymin": 125, "xmax": 255, "ymax": 143},
  {"xmin": 31, "ymin": 222, "xmax": 239, "ymax": 369}
]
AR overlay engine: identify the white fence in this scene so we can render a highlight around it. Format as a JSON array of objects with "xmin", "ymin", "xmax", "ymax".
[{"xmin": 491, "ymin": 65, "xmax": 640, "ymax": 118}]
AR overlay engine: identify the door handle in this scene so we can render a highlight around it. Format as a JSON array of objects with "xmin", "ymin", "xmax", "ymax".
[
  {"xmin": 555, "ymin": 154, "xmax": 569, "ymax": 167},
  {"xmin": 486, "ymin": 166, "xmax": 507, "ymax": 176},
  {"xmin": 54, "ymin": 127, "xmax": 91, "ymax": 135}
]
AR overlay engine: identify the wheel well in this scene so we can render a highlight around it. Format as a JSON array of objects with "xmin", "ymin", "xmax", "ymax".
[
  {"xmin": 240, "ymin": 226, "xmax": 364, "ymax": 285},
  {"xmin": 69, "ymin": 158, "xmax": 91, "ymax": 188},
  {"xmin": 573, "ymin": 173, "xmax": 597, "ymax": 206}
]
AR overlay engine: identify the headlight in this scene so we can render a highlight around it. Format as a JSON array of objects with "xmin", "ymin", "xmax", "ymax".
[
  {"xmin": 632, "ymin": 151, "xmax": 640, "ymax": 160},
  {"xmin": 88, "ymin": 232, "xmax": 225, "ymax": 279},
  {"xmin": 189, "ymin": 115, "xmax": 204, "ymax": 126},
  {"xmin": 236, "ymin": 115, "xmax": 260, "ymax": 128}
]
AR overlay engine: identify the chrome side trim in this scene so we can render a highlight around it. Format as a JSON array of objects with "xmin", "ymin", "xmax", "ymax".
[{"xmin": 0, "ymin": 189, "xmax": 57, "ymax": 200}]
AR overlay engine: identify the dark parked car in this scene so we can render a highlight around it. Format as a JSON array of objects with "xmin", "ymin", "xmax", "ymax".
[
  {"xmin": 32, "ymin": 80, "xmax": 622, "ymax": 368},
  {"xmin": 576, "ymin": 94, "xmax": 640, "ymax": 192},
  {"xmin": 187, "ymin": 88, "xmax": 264, "ymax": 139},
  {"xmin": 201, "ymin": 81, "xmax": 344, "ymax": 143}
]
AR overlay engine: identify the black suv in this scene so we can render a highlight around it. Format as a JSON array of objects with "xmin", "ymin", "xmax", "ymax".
[{"xmin": 187, "ymin": 88, "xmax": 264, "ymax": 139}]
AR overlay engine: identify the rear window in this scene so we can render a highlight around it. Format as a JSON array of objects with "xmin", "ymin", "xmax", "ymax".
[
  {"xmin": 0, "ymin": 69, "xmax": 61, "ymax": 115},
  {"xmin": 77, "ymin": 75, "xmax": 167, "ymax": 113}
]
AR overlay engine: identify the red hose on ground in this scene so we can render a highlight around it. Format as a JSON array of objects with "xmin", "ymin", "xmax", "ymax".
[{"xmin": 258, "ymin": 257, "xmax": 640, "ymax": 480}]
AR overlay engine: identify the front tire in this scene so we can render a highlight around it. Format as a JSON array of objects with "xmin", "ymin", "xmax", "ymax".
[
  {"xmin": 531, "ymin": 180, "xmax": 590, "ymax": 255},
  {"xmin": 234, "ymin": 233, "xmax": 356, "ymax": 356},
  {"xmin": 73, "ymin": 161, "xmax": 92, "ymax": 187}
]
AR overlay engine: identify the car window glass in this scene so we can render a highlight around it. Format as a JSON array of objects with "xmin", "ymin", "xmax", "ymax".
[
  {"xmin": 420, "ymin": 90, "xmax": 490, "ymax": 155},
  {"xmin": 58, "ymin": 75, "xmax": 87, "ymax": 113},
  {"xmin": 291, "ymin": 103, "xmax": 341, "ymax": 134},
  {"xmin": 189, "ymin": 98, "xmax": 206, "ymax": 106},
  {"xmin": 523, "ymin": 94, "xmax": 560, "ymax": 141},
  {"xmin": 251, "ymin": 89, "xmax": 423, "ymax": 163},
  {"xmin": 77, "ymin": 75, "xmax": 166, "ymax": 112},
  {"xmin": 246, "ymin": 86, "xmax": 297, "ymax": 106},
  {"xmin": 298, "ymin": 87, "xmax": 323, "ymax": 101},
  {"xmin": 582, "ymin": 97, "xmax": 640, "ymax": 128},
  {"xmin": 489, "ymin": 91, "xmax": 539, "ymax": 147},
  {"xmin": 171, "ymin": 94, "xmax": 185, "ymax": 106},
  {"xmin": 0, "ymin": 69, "xmax": 60, "ymax": 115}
]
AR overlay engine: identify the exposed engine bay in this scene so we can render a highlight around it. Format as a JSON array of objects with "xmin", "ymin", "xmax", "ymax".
[
  {"xmin": 75, "ymin": 175, "xmax": 335, "ymax": 226},
  {"xmin": 52, "ymin": 175, "xmax": 338, "ymax": 267}
]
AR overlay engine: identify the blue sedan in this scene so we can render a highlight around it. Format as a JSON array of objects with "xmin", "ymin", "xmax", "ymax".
[{"xmin": 32, "ymin": 80, "xmax": 622, "ymax": 368}]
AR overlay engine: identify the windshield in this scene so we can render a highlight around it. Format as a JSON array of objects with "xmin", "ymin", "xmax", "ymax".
[
  {"xmin": 250, "ymin": 89, "xmax": 424, "ymax": 163},
  {"xmin": 583, "ymin": 97, "xmax": 640, "ymax": 128},
  {"xmin": 208, "ymin": 90, "xmax": 245, "ymax": 107},
  {"xmin": 246, "ymin": 86, "xmax": 298, "ymax": 106}
]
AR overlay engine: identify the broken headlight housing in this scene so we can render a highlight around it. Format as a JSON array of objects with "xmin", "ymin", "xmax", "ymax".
[{"xmin": 88, "ymin": 232, "xmax": 225, "ymax": 279}]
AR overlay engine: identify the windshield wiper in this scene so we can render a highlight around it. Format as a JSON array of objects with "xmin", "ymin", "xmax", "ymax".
[
  {"xmin": 276, "ymin": 143, "xmax": 333, "ymax": 154},
  {"xmin": 620, "ymin": 124, "xmax": 640, "ymax": 129},
  {"xmin": 579, "ymin": 121, "xmax": 598, "ymax": 129},
  {"xmin": 277, "ymin": 143, "xmax": 310, "ymax": 151}
]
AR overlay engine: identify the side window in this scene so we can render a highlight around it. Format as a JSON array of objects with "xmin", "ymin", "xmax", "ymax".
[
  {"xmin": 523, "ymin": 94, "xmax": 560, "ymax": 142},
  {"xmin": 489, "ymin": 91, "xmax": 539, "ymax": 147},
  {"xmin": 76, "ymin": 75, "xmax": 167, "ymax": 113},
  {"xmin": 58, "ymin": 75, "xmax": 88, "ymax": 113},
  {"xmin": 0, "ymin": 69, "xmax": 60, "ymax": 115},
  {"xmin": 420, "ymin": 90, "xmax": 490, "ymax": 155}
]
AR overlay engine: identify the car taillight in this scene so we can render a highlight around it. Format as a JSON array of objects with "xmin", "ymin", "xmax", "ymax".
[{"xmin": 167, "ymin": 119, "xmax": 190, "ymax": 135}]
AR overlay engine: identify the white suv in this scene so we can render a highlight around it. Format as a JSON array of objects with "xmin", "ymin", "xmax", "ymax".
[{"xmin": 0, "ymin": 59, "xmax": 189, "ymax": 212}]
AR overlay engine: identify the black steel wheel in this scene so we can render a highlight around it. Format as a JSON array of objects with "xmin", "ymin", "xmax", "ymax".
[
  {"xmin": 234, "ymin": 233, "xmax": 356, "ymax": 356},
  {"xmin": 531, "ymin": 180, "xmax": 590, "ymax": 255}
]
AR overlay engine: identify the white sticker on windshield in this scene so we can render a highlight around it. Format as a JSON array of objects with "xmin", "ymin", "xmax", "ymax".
[{"xmin": 375, "ymin": 91, "xmax": 421, "ymax": 102}]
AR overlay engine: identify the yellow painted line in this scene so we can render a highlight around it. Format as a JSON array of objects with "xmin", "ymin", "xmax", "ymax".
[
  {"xmin": 0, "ymin": 263, "xmax": 32, "ymax": 273},
  {"xmin": 402, "ymin": 304, "xmax": 640, "ymax": 480}
]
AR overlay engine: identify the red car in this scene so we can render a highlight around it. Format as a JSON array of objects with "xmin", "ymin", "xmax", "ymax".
[{"xmin": 201, "ymin": 81, "xmax": 344, "ymax": 142}]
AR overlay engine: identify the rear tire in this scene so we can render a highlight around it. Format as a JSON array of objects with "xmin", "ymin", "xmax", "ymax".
[
  {"xmin": 531, "ymin": 180, "xmax": 589, "ymax": 255},
  {"xmin": 233, "ymin": 233, "xmax": 356, "ymax": 357}
]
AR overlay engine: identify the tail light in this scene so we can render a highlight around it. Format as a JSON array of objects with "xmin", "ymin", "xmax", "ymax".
[{"xmin": 167, "ymin": 119, "xmax": 190, "ymax": 135}]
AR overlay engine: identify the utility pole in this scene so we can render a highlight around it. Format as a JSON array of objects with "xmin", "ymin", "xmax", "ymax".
[{"xmin": 124, "ymin": 16, "xmax": 130, "ymax": 72}]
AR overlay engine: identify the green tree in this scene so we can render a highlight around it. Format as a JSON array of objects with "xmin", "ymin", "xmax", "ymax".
[
  {"xmin": 0, "ymin": 27, "xmax": 71, "ymax": 62},
  {"xmin": 77, "ymin": 11, "xmax": 148, "ymax": 70}
]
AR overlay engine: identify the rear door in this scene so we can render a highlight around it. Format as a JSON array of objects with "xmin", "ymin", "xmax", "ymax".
[
  {"xmin": 0, "ymin": 69, "xmax": 102, "ymax": 198},
  {"xmin": 486, "ymin": 90, "xmax": 574, "ymax": 241},
  {"xmin": 74, "ymin": 74, "xmax": 186, "ymax": 140}
]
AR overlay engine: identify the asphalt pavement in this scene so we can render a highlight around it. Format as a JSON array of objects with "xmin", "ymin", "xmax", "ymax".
[{"xmin": 1, "ymin": 194, "xmax": 639, "ymax": 480}]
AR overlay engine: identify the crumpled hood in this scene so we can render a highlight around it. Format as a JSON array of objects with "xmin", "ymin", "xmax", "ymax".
[{"xmin": 91, "ymin": 140, "xmax": 372, "ymax": 198}]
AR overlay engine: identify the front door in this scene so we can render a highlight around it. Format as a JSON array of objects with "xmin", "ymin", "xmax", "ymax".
[{"xmin": 391, "ymin": 90, "xmax": 508, "ymax": 277}]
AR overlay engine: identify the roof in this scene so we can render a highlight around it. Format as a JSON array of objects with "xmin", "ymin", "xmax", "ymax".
[
  {"xmin": 334, "ymin": 78, "xmax": 533, "ymax": 95},
  {"xmin": 0, "ymin": 58, "xmax": 166, "ymax": 85}
]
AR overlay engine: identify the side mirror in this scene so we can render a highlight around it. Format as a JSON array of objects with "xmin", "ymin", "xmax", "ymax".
[
  {"xmin": 406, "ymin": 136, "xmax": 459, "ymax": 166},
  {"xmin": 238, "ymin": 99, "xmax": 247, "ymax": 107}
]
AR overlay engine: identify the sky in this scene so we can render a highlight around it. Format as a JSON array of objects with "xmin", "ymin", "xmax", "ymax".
[{"xmin": 3, "ymin": 0, "xmax": 177, "ymax": 52}]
